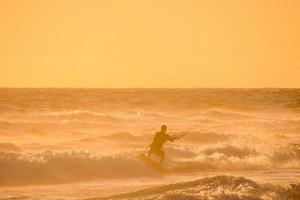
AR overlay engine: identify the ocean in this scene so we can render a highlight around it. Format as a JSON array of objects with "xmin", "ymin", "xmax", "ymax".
[{"xmin": 0, "ymin": 88, "xmax": 299, "ymax": 199}]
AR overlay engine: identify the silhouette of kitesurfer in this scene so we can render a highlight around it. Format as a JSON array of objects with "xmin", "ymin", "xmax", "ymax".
[{"xmin": 147, "ymin": 125, "xmax": 185, "ymax": 165}]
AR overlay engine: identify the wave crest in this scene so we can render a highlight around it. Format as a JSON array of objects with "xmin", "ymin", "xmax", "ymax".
[
  {"xmin": 0, "ymin": 150, "xmax": 153, "ymax": 186},
  {"xmin": 0, "ymin": 143, "xmax": 299, "ymax": 186},
  {"xmin": 96, "ymin": 175, "xmax": 300, "ymax": 200}
]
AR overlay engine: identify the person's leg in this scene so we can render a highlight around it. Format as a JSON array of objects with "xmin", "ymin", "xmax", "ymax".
[
  {"xmin": 149, "ymin": 148, "xmax": 164, "ymax": 164},
  {"xmin": 157, "ymin": 149, "xmax": 165, "ymax": 165}
]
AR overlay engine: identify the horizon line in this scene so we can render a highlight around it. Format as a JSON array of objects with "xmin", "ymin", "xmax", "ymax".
[{"xmin": 0, "ymin": 87, "xmax": 299, "ymax": 89}]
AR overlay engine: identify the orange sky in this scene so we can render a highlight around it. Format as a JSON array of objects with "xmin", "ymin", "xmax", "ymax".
[{"xmin": 0, "ymin": 0, "xmax": 299, "ymax": 88}]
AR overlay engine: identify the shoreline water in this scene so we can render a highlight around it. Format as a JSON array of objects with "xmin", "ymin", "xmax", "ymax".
[{"xmin": 1, "ymin": 171, "xmax": 299, "ymax": 200}]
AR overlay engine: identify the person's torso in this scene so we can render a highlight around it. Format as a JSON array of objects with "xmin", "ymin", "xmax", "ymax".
[{"xmin": 150, "ymin": 132, "xmax": 169, "ymax": 148}]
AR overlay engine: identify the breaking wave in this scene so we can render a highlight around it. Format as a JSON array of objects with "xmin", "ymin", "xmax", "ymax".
[
  {"xmin": 0, "ymin": 143, "xmax": 299, "ymax": 186},
  {"xmin": 94, "ymin": 175, "xmax": 300, "ymax": 200},
  {"xmin": 0, "ymin": 151, "xmax": 153, "ymax": 186}
]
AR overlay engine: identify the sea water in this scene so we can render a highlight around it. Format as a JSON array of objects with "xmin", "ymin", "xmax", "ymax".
[{"xmin": 0, "ymin": 88, "xmax": 299, "ymax": 199}]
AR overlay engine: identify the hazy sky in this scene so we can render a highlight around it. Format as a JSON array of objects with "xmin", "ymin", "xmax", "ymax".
[{"xmin": 0, "ymin": 0, "xmax": 299, "ymax": 88}]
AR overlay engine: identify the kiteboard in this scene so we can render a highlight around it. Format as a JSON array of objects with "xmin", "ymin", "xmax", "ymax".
[{"xmin": 137, "ymin": 154, "xmax": 168, "ymax": 173}]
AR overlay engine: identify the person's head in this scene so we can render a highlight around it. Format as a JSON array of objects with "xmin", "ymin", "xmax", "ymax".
[{"xmin": 160, "ymin": 124, "xmax": 167, "ymax": 133}]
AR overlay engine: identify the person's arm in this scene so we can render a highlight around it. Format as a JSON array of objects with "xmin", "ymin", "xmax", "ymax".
[
  {"xmin": 168, "ymin": 133, "xmax": 186, "ymax": 141},
  {"xmin": 167, "ymin": 134, "xmax": 177, "ymax": 142},
  {"xmin": 174, "ymin": 133, "xmax": 186, "ymax": 140}
]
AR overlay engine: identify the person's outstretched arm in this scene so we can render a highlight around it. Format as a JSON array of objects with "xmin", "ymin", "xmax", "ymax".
[
  {"xmin": 168, "ymin": 133, "xmax": 186, "ymax": 141},
  {"xmin": 167, "ymin": 134, "xmax": 179, "ymax": 142}
]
